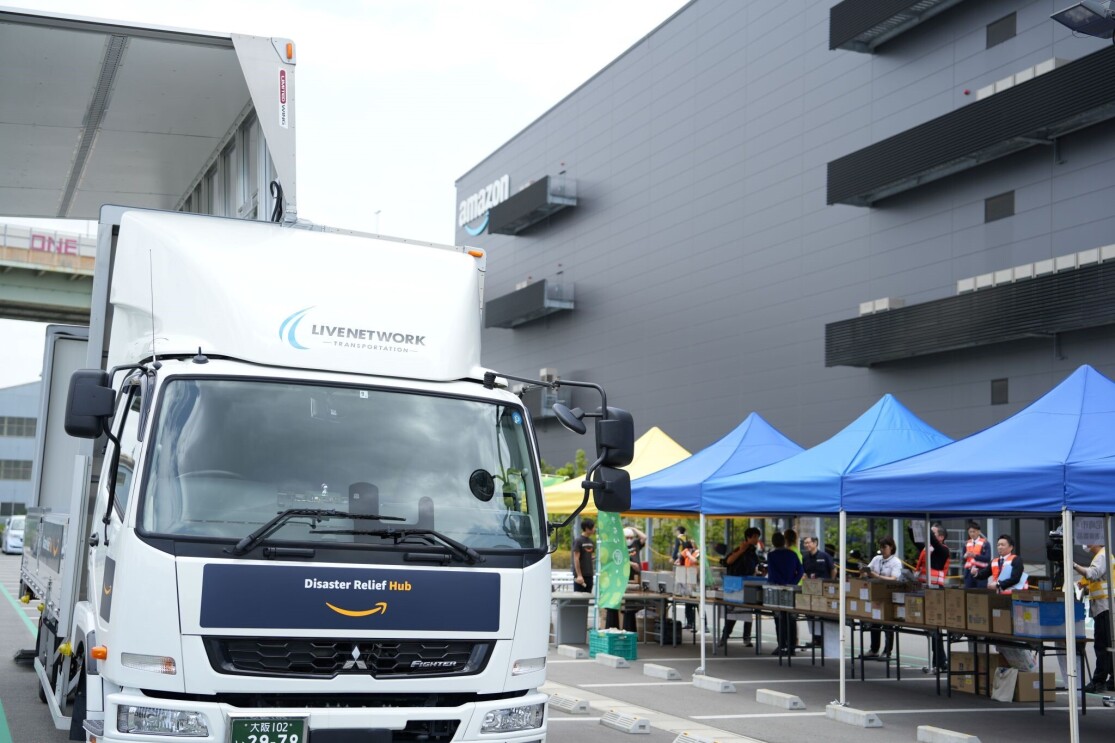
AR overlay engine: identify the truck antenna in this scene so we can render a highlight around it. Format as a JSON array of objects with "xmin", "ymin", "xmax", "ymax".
[{"xmin": 149, "ymin": 249, "xmax": 158, "ymax": 366}]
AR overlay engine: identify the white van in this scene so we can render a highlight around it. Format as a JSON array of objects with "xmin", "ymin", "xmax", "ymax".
[{"xmin": 2, "ymin": 515, "xmax": 24, "ymax": 554}]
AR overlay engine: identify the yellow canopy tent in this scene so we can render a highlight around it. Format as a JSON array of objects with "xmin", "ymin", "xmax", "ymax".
[{"xmin": 543, "ymin": 426, "xmax": 691, "ymax": 516}]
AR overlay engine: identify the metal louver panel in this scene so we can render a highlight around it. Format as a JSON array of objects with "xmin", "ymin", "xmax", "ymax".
[
  {"xmin": 830, "ymin": 0, "xmax": 966, "ymax": 52},
  {"xmin": 825, "ymin": 261, "xmax": 1115, "ymax": 367},
  {"xmin": 827, "ymin": 46, "xmax": 1115, "ymax": 206}
]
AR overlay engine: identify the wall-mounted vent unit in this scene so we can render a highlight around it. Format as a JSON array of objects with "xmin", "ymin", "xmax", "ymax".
[
  {"xmin": 858, "ymin": 297, "xmax": 906, "ymax": 316},
  {"xmin": 488, "ymin": 175, "xmax": 577, "ymax": 235},
  {"xmin": 955, "ymin": 244, "xmax": 1115, "ymax": 294},
  {"xmin": 484, "ymin": 279, "xmax": 575, "ymax": 329}
]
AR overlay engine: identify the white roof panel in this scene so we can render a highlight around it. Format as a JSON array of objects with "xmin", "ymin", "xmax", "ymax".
[{"xmin": 0, "ymin": 7, "xmax": 252, "ymax": 220}]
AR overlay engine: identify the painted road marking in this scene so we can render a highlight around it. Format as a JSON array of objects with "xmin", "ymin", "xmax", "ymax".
[
  {"xmin": 693, "ymin": 706, "xmax": 1115, "ymax": 720},
  {"xmin": 0, "ymin": 581, "xmax": 37, "ymax": 637}
]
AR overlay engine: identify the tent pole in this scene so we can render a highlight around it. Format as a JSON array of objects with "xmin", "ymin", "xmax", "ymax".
[
  {"xmin": 838, "ymin": 509, "xmax": 847, "ymax": 706},
  {"xmin": 1107, "ymin": 514, "xmax": 1115, "ymax": 697},
  {"xmin": 1062, "ymin": 509, "xmax": 1080, "ymax": 743},
  {"xmin": 645, "ymin": 517, "xmax": 652, "ymax": 569},
  {"xmin": 697, "ymin": 513, "xmax": 707, "ymax": 676}
]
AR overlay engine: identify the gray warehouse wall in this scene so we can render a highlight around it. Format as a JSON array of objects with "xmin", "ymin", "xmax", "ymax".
[{"xmin": 456, "ymin": 0, "xmax": 1115, "ymax": 464}]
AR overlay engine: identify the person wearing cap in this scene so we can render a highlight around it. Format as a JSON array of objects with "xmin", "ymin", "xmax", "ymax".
[{"xmin": 1073, "ymin": 543, "xmax": 1112, "ymax": 693}]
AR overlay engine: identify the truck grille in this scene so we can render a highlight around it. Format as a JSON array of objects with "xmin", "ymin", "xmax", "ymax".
[{"xmin": 204, "ymin": 638, "xmax": 491, "ymax": 679}]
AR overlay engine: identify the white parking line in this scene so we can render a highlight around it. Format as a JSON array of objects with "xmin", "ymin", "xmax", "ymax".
[
  {"xmin": 693, "ymin": 706, "xmax": 1115, "ymax": 720},
  {"xmin": 580, "ymin": 677, "xmax": 938, "ymax": 689}
]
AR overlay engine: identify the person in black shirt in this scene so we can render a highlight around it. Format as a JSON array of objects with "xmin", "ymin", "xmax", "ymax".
[
  {"xmin": 719, "ymin": 526, "xmax": 761, "ymax": 647},
  {"xmin": 909, "ymin": 522, "xmax": 951, "ymax": 671},
  {"xmin": 801, "ymin": 536, "xmax": 835, "ymax": 649},
  {"xmin": 571, "ymin": 519, "xmax": 596, "ymax": 593}
]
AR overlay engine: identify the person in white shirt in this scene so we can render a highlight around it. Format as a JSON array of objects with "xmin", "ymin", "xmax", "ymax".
[{"xmin": 863, "ymin": 536, "xmax": 902, "ymax": 658}]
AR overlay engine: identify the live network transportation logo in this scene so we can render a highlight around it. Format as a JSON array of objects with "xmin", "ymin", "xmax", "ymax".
[{"xmin": 279, "ymin": 307, "xmax": 426, "ymax": 354}]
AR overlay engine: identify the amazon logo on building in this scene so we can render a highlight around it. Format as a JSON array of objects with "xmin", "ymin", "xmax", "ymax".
[{"xmin": 458, "ymin": 174, "xmax": 509, "ymax": 236}]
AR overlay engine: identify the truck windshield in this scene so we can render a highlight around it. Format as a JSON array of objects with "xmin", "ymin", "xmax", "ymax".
[{"xmin": 139, "ymin": 378, "xmax": 544, "ymax": 551}]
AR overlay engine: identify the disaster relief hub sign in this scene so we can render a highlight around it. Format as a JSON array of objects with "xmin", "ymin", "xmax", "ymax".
[{"xmin": 200, "ymin": 565, "xmax": 499, "ymax": 631}]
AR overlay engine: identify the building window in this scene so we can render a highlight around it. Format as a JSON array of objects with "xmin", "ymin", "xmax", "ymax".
[
  {"xmin": 991, "ymin": 378, "xmax": 1009, "ymax": 405},
  {"xmin": 0, "ymin": 460, "xmax": 33, "ymax": 480},
  {"xmin": 0, "ymin": 417, "xmax": 36, "ymax": 437},
  {"xmin": 985, "ymin": 191, "xmax": 1014, "ymax": 223},
  {"xmin": 987, "ymin": 13, "xmax": 1016, "ymax": 48}
]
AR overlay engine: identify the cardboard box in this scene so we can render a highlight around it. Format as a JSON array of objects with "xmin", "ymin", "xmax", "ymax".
[
  {"xmin": 824, "ymin": 581, "xmax": 839, "ymax": 597},
  {"xmin": 966, "ymin": 590, "xmax": 1013, "ymax": 634},
  {"xmin": 991, "ymin": 606, "xmax": 1013, "ymax": 635},
  {"xmin": 849, "ymin": 579, "xmax": 899, "ymax": 602},
  {"xmin": 950, "ymin": 675, "xmax": 976, "ymax": 694},
  {"xmin": 846, "ymin": 598, "xmax": 864, "ymax": 618},
  {"xmin": 1012, "ymin": 589, "xmax": 1062, "ymax": 603},
  {"xmin": 945, "ymin": 589, "xmax": 967, "ymax": 630},
  {"xmin": 795, "ymin": 592, "xmax": 812, "ymax": 610},
  {"xmin": 802, "ymin": 577, "xmax": 824, "ymax": 596},
  {"xmin": 923, "ymin": 589, "xmax": 945, "ymax": 626},
  {"xmin": 906, "ymin": 595, "xmax": 925, "ymax": 624},
  {"xmin": 1014, "ymin": 672, "xmax": 1056, "ymax": 703},
  {"xmin": 864, "ymin": 600, "xmax": 894, "ymax": 622}
]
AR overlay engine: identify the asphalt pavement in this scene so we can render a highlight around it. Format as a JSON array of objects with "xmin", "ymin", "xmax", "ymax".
[{"xmin": 3, "ymin": 551, "xmax": 1114, "ymax": 743}]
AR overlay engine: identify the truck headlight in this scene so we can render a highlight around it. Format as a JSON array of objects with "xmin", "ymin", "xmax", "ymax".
[
  {"xmin": 511, "ymin": 656, "xmax": 545, "ymax": 675},
  {"xmin": 117, "ymin": 705, "xmax": 209, "ymax": 736},
  {"xmin": 480, "ymin": 703, "xmax": 544, "ymax": 733}
]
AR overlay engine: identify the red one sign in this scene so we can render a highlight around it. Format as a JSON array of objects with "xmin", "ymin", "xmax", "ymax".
[{"xmin": 31, "ymin": 234, "xmax": 78, "ymax": 255}]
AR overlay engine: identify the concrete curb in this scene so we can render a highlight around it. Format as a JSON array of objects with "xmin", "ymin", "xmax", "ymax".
[
  {"xmin": 644, "ymin": 663, "xmax": 681, "ymax": 680},
  {"xmin": 917, "ymin": 725, "xmax": 981, "ymax": 743},
  {"xmin": 692, "ymin": 674, "xmax": 736, "ymax": 693},
  {"xmin": 596, "ymin": 653, "xmax": 630, "ymax": 668},
  {"xmin": 756, "ymin": 688, "xmax": 805, "ymax": 709},
  {"xmin": 825, "ymin": 703, "xmax": 882, "ymax": 727},
  {"xmin": 557, "ymin": 645, "xmax": 586, "ymax": 659}
]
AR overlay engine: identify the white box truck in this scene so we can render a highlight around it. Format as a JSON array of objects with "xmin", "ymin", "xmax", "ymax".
[
  {"xmin": 14, "ymin": 12, "xmax": 634, "ymax": 741},
  {"xmin": 26, "ymin": 207, "xmax": 632, "ymax": 743}
]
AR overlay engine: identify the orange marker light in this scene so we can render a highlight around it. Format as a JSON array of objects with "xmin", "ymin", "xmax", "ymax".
[
  {"xmin": 286, "ymin": 42, "xmax": 294, "ymax": 60},
  {"xmin": 91, "ymin": 646, "xmax": 108, "ymax": 661},
  {"xmin": 468, "ymin": 250, "xmax": 484, "ymax": 259}
]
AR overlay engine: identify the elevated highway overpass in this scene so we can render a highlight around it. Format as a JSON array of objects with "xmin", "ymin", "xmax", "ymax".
[{"xmin": 0, "ymin": 224, "xmax": 94, "ymax": 324}]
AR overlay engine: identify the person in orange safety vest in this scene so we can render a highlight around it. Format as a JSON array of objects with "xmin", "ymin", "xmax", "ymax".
[
  {"xmin": 978, "ymin": 534, "xmax": 1029, "ymax": 594},
  {"xmin": 911, "ymin": 522, "xmax": 950, "ymax": 586},
  {"xmin": 963, "ymin": 520, "xmax": 991, "ymax": 589}
]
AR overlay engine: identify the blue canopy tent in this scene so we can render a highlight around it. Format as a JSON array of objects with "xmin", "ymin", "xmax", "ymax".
[
  {"xmin": 843, "ymin": 365, "xmax": 1115, "ymax": 514},
  {"xmin": 629, "ymin": 412, "xmax": 802, "ymax": 513},
  {"xmin": 841, "ymin": 365, "xmax": 1115, "ymax": 743},
  {"xmin": 698, "ymin": 394, "xmax": 951, "ymax": 702},
  {"xmin": 702, "ymin": 394, "xmax": 952, "ymax": 515},
  {"xmin": 1067, "ymin": 456, "xmax": 1115, "ymax": 513}
]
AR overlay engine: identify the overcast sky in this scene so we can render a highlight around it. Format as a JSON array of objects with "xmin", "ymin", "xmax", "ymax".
[{"xmin": 1, "ymin": 0, "xmax": 689, "ymax": 389}]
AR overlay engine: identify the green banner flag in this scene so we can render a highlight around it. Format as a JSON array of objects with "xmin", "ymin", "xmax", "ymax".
[{"xmin": 595, "ymin": 511, "xmax": 628, "ymax": 610}]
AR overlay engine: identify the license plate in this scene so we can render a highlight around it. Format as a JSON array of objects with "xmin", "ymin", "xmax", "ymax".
[{"xmin": 229, "ymin": 717, "xmax": 306, "ymax": 743}]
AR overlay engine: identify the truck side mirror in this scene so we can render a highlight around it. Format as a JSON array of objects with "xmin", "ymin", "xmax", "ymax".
[
  {"xmin": 593, "ymin": 467, "xmax": 631, "ymax": 513},
  {"xmin": 595, "ymin": 407, "xmax": 634, "ymax": 468},
  {"xmin": 65, "ymin": 370, "xmax": 115, "ymax": 439}
]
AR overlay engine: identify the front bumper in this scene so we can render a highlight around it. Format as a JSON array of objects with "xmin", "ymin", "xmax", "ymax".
[{"xmin": 97, "ymin": 688, "xmax": 548, "ymax": 742}]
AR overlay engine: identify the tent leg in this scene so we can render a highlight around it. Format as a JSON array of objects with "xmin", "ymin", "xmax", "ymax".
[
  {"xmin": 1108, "ymin": 515, "xmax": 1115, "ymax": 696},
  {"xmin": 697, "ymin": 513, "xmax": 707, "ymax": 676},
  {"xmin": 1062, "ymin": 509, "xmax": 1080, "ymax": 743},
  {"xmin": 837, "ymin": 509, "xmax": 847, "ymax": 706}
]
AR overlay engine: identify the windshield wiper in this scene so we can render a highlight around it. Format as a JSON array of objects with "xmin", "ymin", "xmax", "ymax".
[
  {"xmin": 312, "ymin": 526, "xmax": 485, "ymax": 564},
  {"xmin": 227, "ymin": 508, "xmax": 405, "ymax": 556}
]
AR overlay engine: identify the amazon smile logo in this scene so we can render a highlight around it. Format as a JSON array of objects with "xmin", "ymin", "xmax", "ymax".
[{"xmin": 326, "ymin": 601, "xmax": 387, "ymax": 617}]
